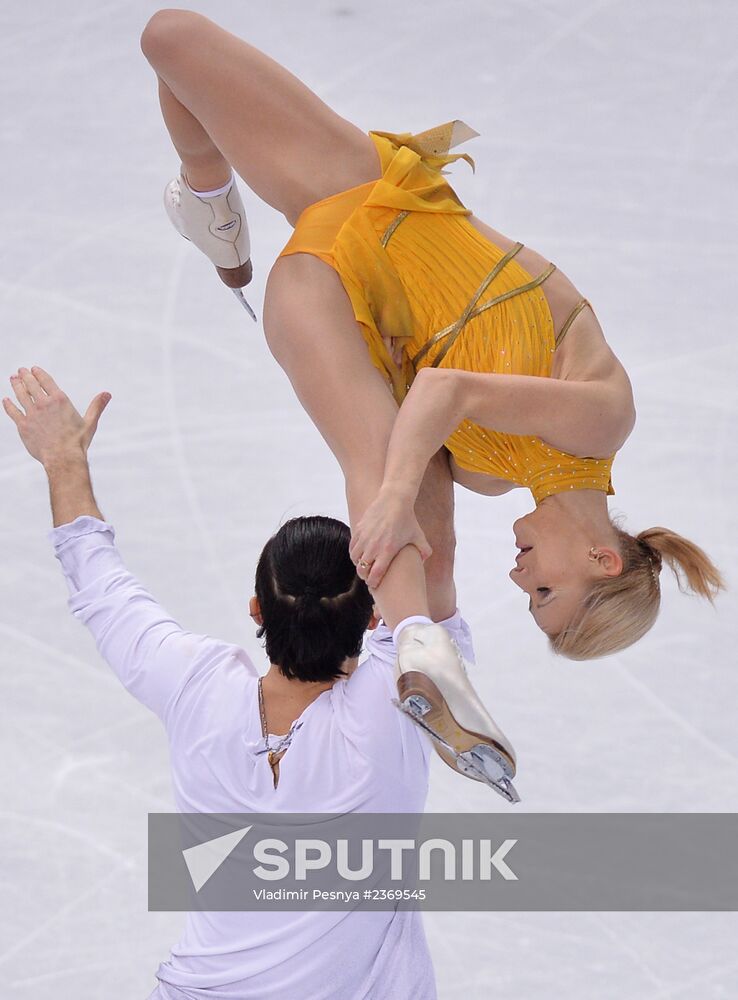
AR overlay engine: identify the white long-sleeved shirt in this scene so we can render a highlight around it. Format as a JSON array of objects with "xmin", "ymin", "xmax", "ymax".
[{"xmin": 49, "ymin": 515, "xmax": 476, "ymax": 1000}]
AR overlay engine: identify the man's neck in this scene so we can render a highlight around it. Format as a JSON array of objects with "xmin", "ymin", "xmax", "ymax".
[{"xmin": 262, "ymin": 656, "xmax": 359, "ymax": 701}]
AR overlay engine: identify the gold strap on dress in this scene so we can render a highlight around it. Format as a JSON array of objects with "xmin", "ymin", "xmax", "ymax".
[
  {"xmin": 413, "ymin": 243, "xmax": 557, "ymax": 369},
  {"xmin": 412, "ymin": 242, "xmax": 524, "ymax": 367},
  {"xmin": 381, "ymin": 210, "xmax": 410, "ymax": 248},
  {"xmin": 555, "ymin": 298, "xmax": 590, "ymax": 348}
]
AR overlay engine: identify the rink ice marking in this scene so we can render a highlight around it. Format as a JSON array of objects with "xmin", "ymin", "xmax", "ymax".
[
  {"xmin": 0, "ymin": 416, "xmax": 275, "ymax": 488},
  {"xmin": 640, "ymin": 953, "xmax": 738, "ymax": 1000},
  {"xmin": 0, "ymin": 454, "xmax": 60, "ymax": 484},
  {"xmin": 0, "ymin": 413, "xmax": 285, "ymax": 486},
  {"xmin": 0, "ymin": 208, "xmax": 155, "ymax": 301},
  {"xmin": 3, "ymin": 723, "xmax": 171, "ymax": 969},
  {"xmin": 613, "ymin": 658, "xmax": 738, "ymax": 772},
  {"xmin": 63, "ymin": 711, "xmax": 151, "ymax": 752},
  {"xmin": 627, "ymin": 340, "xmax": 738, "ymax": 381},
  {"xmin": 315, "ymin": 34, "xmax": 418, "ymax": 99},
  {"xmin": 0, "ymin": 621, "xmax": 122, "ymax": 691},
  {"xmin": 0, "ymin": 810, "xmax": 136, "ymax": 871},
  {"xmin": 0, "ymin": 277, "xmax": 168, "ymax": 338},
  {"xmin": 1, "ymin": 611, "xmax": 162, "ymax": 976},
  {"xmin": 0, "ymin": 275, "xmax": 258, "ymax": 381},
  {"xmin": 7, "ymin": 703, "xmax": 173, "ymax": 813},
  {"xmin": 589, "ymin": 912, "xmax": 666, "ymax": 990},
  {"xmin": 159, "ymin": 242, "xmax": 248, "ymax": 627},
  {"xmin": 0, "ymin": 861, "xmax": 126, "ymax": 972},
  {"xmin": 0, "ymin": 617, "xmax": 202, "ymax": 797},
  {"xmin": 462, "ymin": 132, "xmax": 738, "ymax": 169},
  {"xmin": 658, "ymin": 51, "xmax": 738, "ymax": 245},
  {"xmin": 489, "ymin": 0, "xmax": 621, "ymax": 100},
  {"xmin": 308, "ymin": 0, "xmax": 497, "ymax": 102},
  {"xmin": 0, "ymin": 623, "xmax": 174, "ymax": 805},
  {"xmin": 6, "ymin": 960, "xmax": 121, "ymax": 990}
]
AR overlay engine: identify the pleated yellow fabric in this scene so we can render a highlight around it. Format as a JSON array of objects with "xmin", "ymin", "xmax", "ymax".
[{"xmin": 278, "ymin": 123, "xmax": 615, "ymax": 503}]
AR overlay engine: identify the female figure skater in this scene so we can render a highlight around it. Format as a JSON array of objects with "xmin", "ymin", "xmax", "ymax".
[{"xmin": 139, "ymin": 9, "xmax": 722, "ymax": 799}]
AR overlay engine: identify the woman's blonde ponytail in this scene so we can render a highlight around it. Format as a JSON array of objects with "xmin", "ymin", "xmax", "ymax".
[{"xmin": 637, "ymin": 527, "xmax": 724, "ymax": 602}]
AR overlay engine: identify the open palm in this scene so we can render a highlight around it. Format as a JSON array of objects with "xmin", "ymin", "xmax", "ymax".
[{"xmin": 3, "ymin": 366, "xmax": 110, "ymax": 465}]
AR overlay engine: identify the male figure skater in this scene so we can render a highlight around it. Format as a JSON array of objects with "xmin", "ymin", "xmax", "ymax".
[{"xmin": 3, "ymin": 365, "xmax": 472, "ymax": 999}]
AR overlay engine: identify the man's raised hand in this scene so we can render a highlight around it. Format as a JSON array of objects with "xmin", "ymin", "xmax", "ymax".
[{"xmin": 3, "ymin": 366, "xmax": 111, "ymax": 466}]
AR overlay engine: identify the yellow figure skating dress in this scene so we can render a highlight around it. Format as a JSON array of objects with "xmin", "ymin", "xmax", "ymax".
[{"xmin": 278, "ymin": 121, "xmax": 615, "ymax": 503}]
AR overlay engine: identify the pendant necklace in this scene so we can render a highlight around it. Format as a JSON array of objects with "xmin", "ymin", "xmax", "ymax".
[{"xmin": 257, "ymin": 676, "xmax": 302, "ymax": 789}]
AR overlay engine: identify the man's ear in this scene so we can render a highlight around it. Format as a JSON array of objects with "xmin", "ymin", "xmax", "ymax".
[{"xmin": 249, "ymin": 596, "xmax": 263, "ymax": 625}]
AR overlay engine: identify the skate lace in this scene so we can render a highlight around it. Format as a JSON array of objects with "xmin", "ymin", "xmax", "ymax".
[{"xmin": 449, "ymin": 636, "xmax": 468, "ymax": 675}]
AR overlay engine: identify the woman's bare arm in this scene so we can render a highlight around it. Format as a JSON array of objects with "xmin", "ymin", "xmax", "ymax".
[
  {"xmin": 351, "ymin": 365, "xmax": 635, "ymax": 587},
  {"xmin": 383, "ymin": 367, "xmax": 634, "ymax": 500}
]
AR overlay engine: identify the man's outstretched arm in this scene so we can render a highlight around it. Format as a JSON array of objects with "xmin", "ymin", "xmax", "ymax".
[
  {"xmin": 45, "ymin": 452, "xmax": 103, "ymax": 527},
  {"xmin": 2, "ymin": 365, "xmax": 248, "ymax": 725},
  {"xmin": 2, "ymin": 365, "xmax": 109, "ymax": 526}
]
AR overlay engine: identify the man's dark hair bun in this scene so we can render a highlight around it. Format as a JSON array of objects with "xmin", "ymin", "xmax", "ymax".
[{"xmin": 255, "ymin": 516, "xmax": 374, "ymax": 682}]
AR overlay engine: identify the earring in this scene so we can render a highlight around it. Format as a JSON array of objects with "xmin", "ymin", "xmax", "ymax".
[{"xmin": 588, "ymin": 547, "xmax": 600, "ymax": 561}]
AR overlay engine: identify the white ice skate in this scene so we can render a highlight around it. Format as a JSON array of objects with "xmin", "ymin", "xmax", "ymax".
[
  {"xmin": 394, "ymin": 624, "xmax": 520, "ymax": 803},
  {"xmin": 163, "ymin": 168, "xmax": 257, "ymax": 321}
]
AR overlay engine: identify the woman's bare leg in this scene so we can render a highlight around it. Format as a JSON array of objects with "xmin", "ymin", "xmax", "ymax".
[
  {"xmin": 140, "ymin": 9, "xmax": 381, "ymax": 224},
  {"xmin": 140, "ymin": 11, "xmax": 455, "ymax": 628},
  {"xmin": 414, "ymin": 449, "xmax": 457, "ymax": 622},
  {"xmin": 154, "ymin": 77, "xmax": 231, "ymax": 192},
  {"xmin": 263, "ymin": 254, "xmax": 456, "ymax": 630}
]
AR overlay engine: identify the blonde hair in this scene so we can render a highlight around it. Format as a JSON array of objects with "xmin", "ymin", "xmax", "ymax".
[{"xmin": 550, "ymin": 525, "xmax": 725, "ymax": 660}]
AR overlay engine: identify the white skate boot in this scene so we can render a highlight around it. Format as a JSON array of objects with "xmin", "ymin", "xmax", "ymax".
[
  {"xmin": 163, "ymin": 168, "xmax": 257, "ymax": 321},
  {"xmin": 394, "ymin": 624, "xmax": 520, "ymax": 803}
]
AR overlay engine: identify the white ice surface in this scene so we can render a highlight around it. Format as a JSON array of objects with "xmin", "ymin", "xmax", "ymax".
[{"xmin": 1, "ymin": 1, "xmax": 738, "ymax": 997}]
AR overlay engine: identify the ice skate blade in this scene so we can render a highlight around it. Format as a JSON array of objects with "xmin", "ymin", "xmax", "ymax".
[
  {"xmin": 456, "ymin": 746, "xmax": 521, "ymax": 804},
  {"xmin": 393, "ymin": 699, "xmax": 521, "ymax": 803},
  {"xmin": 231, "ymin": 287, "xmax": 258, "ymax": 322},
  {"xmin": 396, "ymin": 670, "xmax": 515, "ymax": 779}
]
